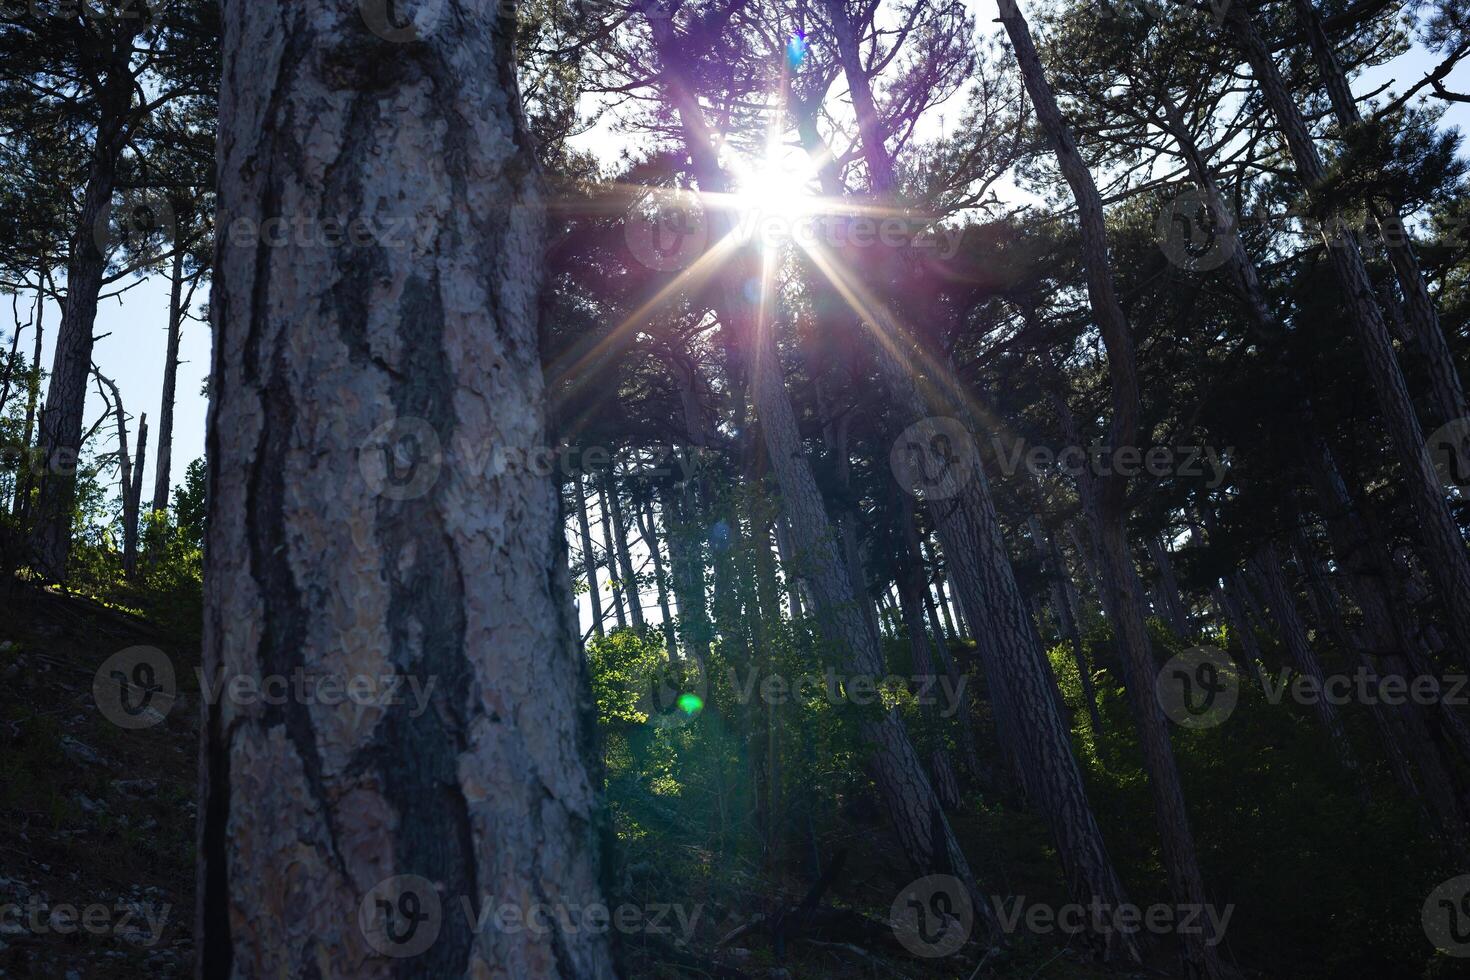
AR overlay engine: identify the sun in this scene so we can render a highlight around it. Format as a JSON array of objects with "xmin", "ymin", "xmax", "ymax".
[{"xmin": 729, "ymin": 146, "xmax": 820, "ymax": 226}]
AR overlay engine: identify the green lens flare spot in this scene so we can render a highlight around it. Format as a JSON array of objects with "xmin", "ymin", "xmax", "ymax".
[{"xmin": 677, "ymin": 693, "xmax": 704, "ymax": 717}]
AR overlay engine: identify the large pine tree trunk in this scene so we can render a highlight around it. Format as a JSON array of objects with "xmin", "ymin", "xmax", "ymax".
[
  {"xmin": 29, "ymin": 61, "xmax": 136, "ymax": 578},
  {"xmin": 199, "ymin": 5, "xmax": 616, "ymax": 976},
  {"xmin": 999, "ymin": 6, "xmax": 1229, "ymax": 974},
  {"xmin": 1225, "ymin": 2, "xmax": 1470, "ymax": 654},
  {"xmin": 793, "ymin": 50, "xmax": 1133, "ymax": 942}
]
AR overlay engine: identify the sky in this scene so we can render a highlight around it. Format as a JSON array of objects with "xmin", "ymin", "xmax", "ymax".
[{"xmin": 10, "ymin": 2, "xmax": 1467, "ymax": 634}]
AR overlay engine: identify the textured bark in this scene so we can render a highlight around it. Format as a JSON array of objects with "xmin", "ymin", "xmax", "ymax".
[
  {"xmin": 999, "ymin": 7, "xmax": 1227, "ymax": 973},
  {"xmin": 1225, "ymin": 2, "xmax": 1470, "ymax": 654},
  {"xmin": 200, "ymin": 5, "xmax": 616, "ymax": 976},
  {"xmin": 576, "ymin": 474, "xmax": 606, "ymax": 639}
]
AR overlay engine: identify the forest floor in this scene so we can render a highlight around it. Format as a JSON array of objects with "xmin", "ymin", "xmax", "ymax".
[
  {"xmin": 0, "ymin": 581, "xmax": 1236, "ymax": 979},
  {"xmin": 0, "ymin": 584, "xmax": 197, "ymax": 978}
]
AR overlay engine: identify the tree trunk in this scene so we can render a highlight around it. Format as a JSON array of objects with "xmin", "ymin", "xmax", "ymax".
[
  {"xmin": 900, "ymin": 495, "xmax": 965, "ymax": 810},
  {"xmin": 662, "ymin": 483, "xmax": 712, "ymax": 657},
  {"xmin": 12, "ymin": 269, "xmax": 44, "ymax": 517},
  {"xmin": 1248, "ymin": 543, "xmax": 1360, "ymax": 774},
  {"xmin": 999, "ymin": 6, "xmax": 1228, "ymax": 972},
  {"xmin": 150, "ymin": 249, "xmax": 189, "ymax": 521},
  {"xmin": 636, "ymin": 499, "xmax": 679, "ymax": 657},
  {"xmin": 126, "ymin": 415, "xmax": 147, "ymax": 577},
  {"xmin": 648, "ymin": 12, "xmax": 1000, "ymax": 935},
  {"xmin": 1213, "ymin": 576, "xmax": 1266, "ymax": 687},
  {"xmin": 597, "ymin": 473, "xmax": 627, "ymax": 629},
  {"xmin": 773, "ymin": 515, "xmax": 806, "ymax": 619},
  {"xmin": 200, "ymin": 6, "xmax": 616, "ymax": 975},
  {"xmin": 1225, "ymin": 2, "xmax": 1470, "ymax": 654},
  {"xmin": 576, "ymin": 474, "xmax": 606, "ymax": 639},
  {"xmin": 29, "ymin": 52, "xmax": 137, "ymax": 579},
  {"xmin": 1033, "ymin": 515, "xmax": 1104, "ymax": 734},
  {"xmin": 809, "ymin": 33, "xmax": 1137, "ymax": 958},
  {"xmin": 606, "ymin": 464, "xmax": 644, "ymax": 629},
  {"xmin": 1292, "ymin": 0, "xmax": 1468, "ymax": 432},
  {"xmin": 1146, "ymin": 535, "xmax": 1192, "ymax": 638}
]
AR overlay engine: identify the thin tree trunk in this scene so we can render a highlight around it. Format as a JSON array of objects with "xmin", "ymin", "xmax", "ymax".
[
  {"xmin": 606, "ymin": 464, "xmax": 644, "ymax": 629},
  {"xmin": 200, "ymin": 5, "xmax": 617, "ymax": 975},
  {"xmin": 662, "ymin": 483, "xmax": 711, "ymax": 658},
  {"xmin": 1213, "ymin": 576, "xmax": 1265, "ymax": 687},
  {"xmin": 150, "ymin": 249, "xmax": 189, "ymax": 521},
  {"xmin": 13, "ymin": 270, "xmax": 44, "ymax": 517},
  {"xmin": 576, "ymin": 473, "xmax": 606, "ymax": 639},
  {"xmin": 1248, "ymin": 543, "xmax": 1360, "ymax": 774},
  {"xmin": 126, "ymin": 415, "xmax": 147, "ymax": 577},
  {"xmin": 636, "ymin": 499, "xmax": 679, "ymax": 657},
  {"xmin": 1147, "ymin": 534, "xmax": 1191, "ymax": 638},
  {"xmin": 773, "ymin": 515, "xmax": 806, "ymax": 619},
  {"xmin": 597, "ymin": 473, "xmax": 627, "ymax": 629},
  {"xmin": 1225, "ymin": 3, "xmax": 1470, "ymax": 654},
  {"xmin": 1292, "ymin": 0, "xmax": 1468, "ymax": 432},
  {"xmin": 648, "ymin": 13, "xmax": 999, "ymax": 933},
  {"xmin": 1033, "ymin": 515, "xmax": 1104, "ymax": 734}
]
